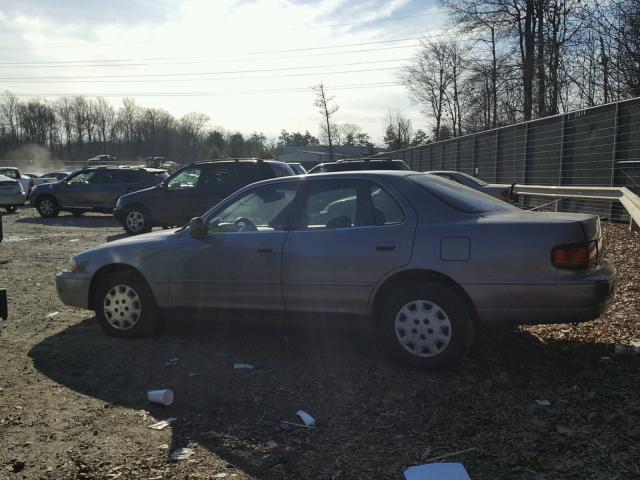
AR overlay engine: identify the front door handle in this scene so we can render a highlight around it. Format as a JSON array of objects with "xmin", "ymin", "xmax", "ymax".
[
  {"xmin": 257, "ymin": 247, "xmax": 273, "ymax": 253},
  {"xmin": 375, "ymin": 243, "xmax": 397, "ymax": 252}
]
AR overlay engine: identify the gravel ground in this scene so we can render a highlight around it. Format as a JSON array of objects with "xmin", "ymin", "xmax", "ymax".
[{"xmin": 0, "ymin": 208, "xmax": 639, "ymax": 480}]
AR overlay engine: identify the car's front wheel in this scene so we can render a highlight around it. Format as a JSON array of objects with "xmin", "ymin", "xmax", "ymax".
[
  {"xmin": 94, "ymin": 271, "xmax": 159, "ymax": 338},
  {"xmin": 123, "ymin": 206, "xmax": 152, "ymax": 235},
  {"xmin": 35, "ymin": 195, "xmax": 60, "ymax": 218},
  {"xmin": 378, "ymin": 281, "xmax": 474, "ymax": 370}
]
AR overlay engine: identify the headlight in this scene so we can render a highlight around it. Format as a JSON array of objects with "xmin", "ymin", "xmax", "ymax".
[{"xmin": 67, "ymin": 257, "xmax": 78, "ymax": 273}]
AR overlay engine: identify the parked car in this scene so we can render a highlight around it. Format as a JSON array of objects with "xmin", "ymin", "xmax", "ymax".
[
  {"xmin": 56, "ymin": 171, "xmax": 615, "ymax": 369},
  {"xmin": 113, "ymin": 159, "xmax": 295, "ymax": 235},
  {"xmin": 307, "ymin": 159, "xmax": 410, "ymax": 174},
  {"xmin": 287, "ymin": 162, "xmax": 307, "ymax": 175},
  {"xmin": 40, "ymin": 171, "xmax": 71, "ymax": 181},
  {"xmin": 0, "ymin": 167, "xmax": 57, "ymax": 199},
  {"xmin": 30, "ymin": 166, "xmax": 168, "ymax": 218},
  {"xmin": 0, "ymin": 174, "xmax": 26, "ymax": 212},
  {"xmin": 426, "ymin": 170, "xmax": 516, "ymax": 203},
  {"xmin": 87, "ymin": 154, "xmax": 117, "ymax": 163}
]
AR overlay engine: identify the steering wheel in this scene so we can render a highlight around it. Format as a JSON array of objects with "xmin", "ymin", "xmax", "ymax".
[{"xmin": 233, "ymin": 217, "xmax": 258, "ymax": 232}]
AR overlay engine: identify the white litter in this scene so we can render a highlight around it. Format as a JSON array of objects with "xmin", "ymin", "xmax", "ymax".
[
  {"xmin": 404, "ymin": 463, "xmax": 471, "ymax": 480},
  {"xmin": 535, "ymin": 400, "xmax": 551, "ymax": 406},
  {"xmin": 296, "ymin": 410, "xmax": 316, "ymax": 427},
  {"xmin": 45, "ymin": 311, "xmax": 60, "ymax": 319},
  {"xmin": 69, "ymin": 239, "xmax": 79, "ymax": 243},
  {"xmin": 148, "ymin": 418, "xmax": 177, "ymax": 430},
  {"xmin": 233, "ymin": 363, "xmax": 255, "ymax": 369},
  {"xmin": 170, "ymin": 447, "xmax": 195, "ymax": 461}
]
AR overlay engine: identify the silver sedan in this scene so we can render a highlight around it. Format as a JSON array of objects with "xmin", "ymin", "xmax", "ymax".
[{"xmin": 56, "ymin": 172, "xmax": 616, "ymax": 369}]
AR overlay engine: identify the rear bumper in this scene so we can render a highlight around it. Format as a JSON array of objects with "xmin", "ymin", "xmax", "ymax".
[
  {"xmin": 56, "ymin": 272, "xmax": 92, "ymax": 309},
  {"xmin": 466, "ymin": 260, "xmax": 616, "ymax": 328},
  {"xmin": 0, "ymin": 193, "xmax": 26, "ymax": 206}
]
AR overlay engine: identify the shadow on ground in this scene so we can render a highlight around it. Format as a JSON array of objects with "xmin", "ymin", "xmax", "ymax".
[
  {"xmin": 28, "ymin": 316, "xmax": 632, "ymax": 479},
  {"xmin": 17, "ymin": 214, "xmax": 118, "ymax": 228}
]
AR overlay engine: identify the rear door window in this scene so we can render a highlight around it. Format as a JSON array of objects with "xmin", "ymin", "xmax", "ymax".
[
  {"xmin": 300, "ymin": 179, "xmax": 373, "ymax": 230},
  {"xmin": 370, "ymin": 183, "xmax": 405, "ymax": 225},
  {"xmin": 108, "ymin": 170, "xmax": 140, "ymax": 184},
  {"xmin": 200, "ymin": 164, "xmax": 235, "ymax": 190}
]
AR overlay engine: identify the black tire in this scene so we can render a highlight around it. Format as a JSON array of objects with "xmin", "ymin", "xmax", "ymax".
[
  {"xmin": 94, "ymin": 270, "xmax": 159, "ymax": 338},
  {"xmin": 377, "ymin": 280, "xmax": 475, "ymax": 370},
  {"xmin": 5, "ymin": 205, "xmax": 17, "ymax": 213},
  {"xmin": 122, "ymin": 206, "xmax": 152, "ymax": 235},
  {"xmin": 35, "ymin": 195, "xmax": 60, "ymax": 218}
]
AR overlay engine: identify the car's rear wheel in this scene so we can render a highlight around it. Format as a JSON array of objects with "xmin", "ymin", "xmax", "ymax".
[
  {"xmin": 4, "ymin": 205, "xmax": 17, "ymax": 213},
  {"xmin": 123, "ymin": 206, "xmax": 152, "ymax": 235},
  {"xmin": 378, "ymin": 281, "xmax": 474, "ymax": 370},
  {"xmin": 36, "ymin": 195, "xmax": 60, "ymax": 218},
  {"xmin": 95, "ymin": 271, "xmax": 159, "ymax": 338}
]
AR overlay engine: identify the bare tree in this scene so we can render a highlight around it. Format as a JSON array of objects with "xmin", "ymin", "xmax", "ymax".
[
  {"xmin": 383, "ymin": 110, "xmax": 413, "ymax": 151},
  {"xmin": 313, "ymin": 83, "xmax": 339, "ymax": 161}
]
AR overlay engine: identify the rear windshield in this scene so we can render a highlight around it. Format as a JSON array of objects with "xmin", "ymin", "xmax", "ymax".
[{"xmin": 408, "ymin": 174, "xmax": 518, "ymax": 214}]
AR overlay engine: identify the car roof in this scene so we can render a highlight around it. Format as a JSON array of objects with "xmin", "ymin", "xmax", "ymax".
[
  {"xmin": 79, "ymin": 165, "xmax": 165, "ymax": 173},
  {"xmin": 190, "ymin": 158, "xmax": 285, "ymax": 166},
  {"xmin": 425, "ymin": 170, "xmax": 466, "ymax": 175},
  {"xmin": 0, "ymin": 167, "xmax": 18, "ymax": 171}
]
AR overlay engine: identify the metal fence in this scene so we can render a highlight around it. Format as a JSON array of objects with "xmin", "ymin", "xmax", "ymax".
[{"xmin": 383, "ymin": 97, "xmax": 640, "ymax": 220}]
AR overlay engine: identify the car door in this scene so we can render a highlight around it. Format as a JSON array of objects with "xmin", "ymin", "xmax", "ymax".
[
  {"xmin": 98, "ymin": 169, "xmax": 141, "ymax": 209},
  {"xmin": 169, "ymin": 180, "xmax": 300, "ymax": 309},
  {"xmin": 282, "ymin": 178, "xmax": 416, "ymax": 315},
  {"xmin": 196, "ymin": 163, "xmax": 239, "ymax": 213},
  {"xmin": 157, "ymin": 165, "xmax": 207, "ymax": 225},
  {"xmin": 61, "ymin": 170, "xmax": 100, "ymax": 207}
]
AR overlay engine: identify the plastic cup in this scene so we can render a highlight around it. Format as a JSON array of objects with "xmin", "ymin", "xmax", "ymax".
[{"xmin": 147, "ymin": 389, "xmax": 174, "ymax": 406}]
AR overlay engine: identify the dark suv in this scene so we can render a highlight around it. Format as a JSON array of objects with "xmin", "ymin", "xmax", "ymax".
[
  {"xmin": 30, "ymin": 166, "xmax": 168, "ymax": 218},
  {"xmin": 113, "ymin": 159, "xmax": 295, "ymax": 234},
  {"xmin": 307, "ymin": 159, "xmax": 410, "ymax": 174}
]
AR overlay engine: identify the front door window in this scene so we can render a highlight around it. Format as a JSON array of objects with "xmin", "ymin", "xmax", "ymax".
[{"xmin": 207, "ymin": 183, "xmax": 298, "ymax": 234}]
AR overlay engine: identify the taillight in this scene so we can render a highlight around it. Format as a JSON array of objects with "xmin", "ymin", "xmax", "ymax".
[{"xmin": 552, "ymin": 240, "xmax": 599, "ymax": 269}]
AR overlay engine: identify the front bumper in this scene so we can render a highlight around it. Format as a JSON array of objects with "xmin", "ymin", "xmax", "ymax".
[
  {"xmin": 467, "ymin": 260, "xmax": 616, "ymax": 328},
  {"xmin": 0, "ymin": 193, "xmax": 26, "ymax": 206},
  {"xmin": 56, "ymin": 272, "xmax": 92, "ymax": 310},
  {"xmin": 113, "ymin": 207, "xmax": 125, "ymax": 225}
]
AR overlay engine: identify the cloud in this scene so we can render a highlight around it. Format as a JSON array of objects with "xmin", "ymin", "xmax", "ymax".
[{"xmin": 0, "ymin": 0, "xmax": 444, "ymax": 143}]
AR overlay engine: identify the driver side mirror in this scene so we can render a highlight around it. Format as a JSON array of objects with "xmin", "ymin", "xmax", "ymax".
[{"xmin": 189, "ymin": 217, "xmax": 207, "ymax": 238}]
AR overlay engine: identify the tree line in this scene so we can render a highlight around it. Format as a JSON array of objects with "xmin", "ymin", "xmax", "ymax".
[
  {"xmin": 0, "ymin": 89, "xmax": 381, "ymax": 163},
  {"xmin": 400, "ymin": 0, "xmax": 640, "ymax": 143}
]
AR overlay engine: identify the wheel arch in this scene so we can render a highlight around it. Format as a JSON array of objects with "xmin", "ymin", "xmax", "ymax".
[
  {"xmin": 88, "ymin": 263, "xmax": 149, "ymax": 310},
  {"xmin": 369, "ymin": 269, "xmax": 479, "ymax": 324}
]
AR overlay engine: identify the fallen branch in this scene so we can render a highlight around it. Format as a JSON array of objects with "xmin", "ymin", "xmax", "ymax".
[{"xmin": 422, "ymin": 447, "xmax": 477, "ymax": 464}]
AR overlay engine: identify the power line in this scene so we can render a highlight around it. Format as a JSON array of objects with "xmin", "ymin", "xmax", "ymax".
[
  {"xmin": 0, "ymin": 58, "xmax": 410, "ymax": 81},
  {"xmin": 0, "ymin": 44, "xmax": 420, "ymax": 69},
  {"xmin": 10, "ymin": 81, "xmax": 404, "ymax": 97},
  {"xmin": 0, "ymin": 30, "xmax": 472, "ymax": 64}
]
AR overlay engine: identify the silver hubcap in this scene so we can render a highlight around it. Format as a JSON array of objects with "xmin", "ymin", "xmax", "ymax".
[
  {"xmin": 40, "ymin": 199, "xmax": 53, "ymax": 215},
  {"xmin": 126, "ymin": 211, "xmax": 145, "ymax": 232},
  {"xmin": 103, "ymin": 284, "xmax": 142, "ymax": 330},
  {"xmin": 394, "ymin": 300, "xmax": 452, "ymax": 357}
]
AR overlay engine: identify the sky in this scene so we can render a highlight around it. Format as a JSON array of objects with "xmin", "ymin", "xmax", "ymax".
[{"xmin": 0, "ymin": 0, "xmax": 449, "ymax": 145}]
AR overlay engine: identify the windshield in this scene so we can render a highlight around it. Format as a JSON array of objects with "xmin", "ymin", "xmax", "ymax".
[{"xmin": 408, "ymin": 174, "xmax": 517, "ymax": 214}]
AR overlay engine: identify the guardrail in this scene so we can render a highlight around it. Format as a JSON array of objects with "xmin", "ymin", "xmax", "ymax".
[{"xmin": 496, "ymin": 184, "xmax": 640, "ymax": 232}]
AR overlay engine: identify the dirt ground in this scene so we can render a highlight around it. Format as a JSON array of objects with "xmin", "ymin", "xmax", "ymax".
[{"xmin": 0, "ymin": 208, "xmax": 639, "ymax": 480}]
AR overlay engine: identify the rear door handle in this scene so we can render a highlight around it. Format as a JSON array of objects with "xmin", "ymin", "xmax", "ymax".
[
  {"xmin": 375, "ymin": 243, "xmax": 397, "ymax": 252},
  {"xmin": 257, "ymin": 247, "xmax": 273, "ymax": 253}
]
